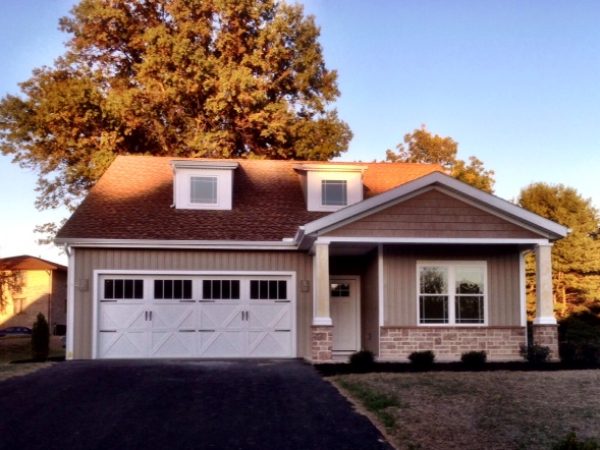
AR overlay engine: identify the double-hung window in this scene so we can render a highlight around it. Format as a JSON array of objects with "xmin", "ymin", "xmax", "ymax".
[
  {"xmin": 418, "ymin": 262, "xmax": 486, "ymax": 325},
  {"xmin": 321, "ymin": 180, "xmax": 347, "ymax": 206}
]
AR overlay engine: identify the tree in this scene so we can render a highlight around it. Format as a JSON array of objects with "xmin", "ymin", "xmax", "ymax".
[
  {"xmin": 31, "ymin": 313, "xmax": 50, "ymax": 361},
  {"xmin": 386, "ymin": 125, "xmax": 495, "ymax": 193},
  {"xmin": 518, "ymin": 183, "xmax": 600, "ymax": 318},
  {"xmin": 0, "ymin": 0, "xmax": 352, "ymax": 213},
  {"xmin": 0, "ymin": 270, "xmax": 23, "ymax": 314}
]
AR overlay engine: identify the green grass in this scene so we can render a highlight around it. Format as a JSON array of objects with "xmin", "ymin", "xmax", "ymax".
[
  {"xmin": 0, "ymin": 336, "xmax": 64, "ymax": 382},
  {"xmin": 337, "ymin": 378, "xmax": 401, "ymax": 428},
  {"xmin": 333, "ymin": 371, "xmax": 600, "ymax": 450}
]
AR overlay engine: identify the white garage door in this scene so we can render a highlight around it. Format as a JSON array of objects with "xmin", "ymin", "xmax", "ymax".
[{"xmin": 96, "ymin": 274, "xmax": 294, "ymax": 359}]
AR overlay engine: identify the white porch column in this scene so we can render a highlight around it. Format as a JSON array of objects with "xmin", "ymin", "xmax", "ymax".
[
  {"xmin": 533, "ymin": 243, "xmax": 556, "ymax": 325},
  {"xmin": 312, "ymin": 242, "xmax": 332, "ymax": 325}
]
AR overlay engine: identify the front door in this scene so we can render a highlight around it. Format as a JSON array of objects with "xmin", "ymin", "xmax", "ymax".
[{"xmin": 330, "ymin": 277, "xmax": 360, "ymax": 353}]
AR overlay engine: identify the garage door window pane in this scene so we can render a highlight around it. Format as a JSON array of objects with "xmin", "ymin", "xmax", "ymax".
[
  {"xmin": 202, "ymin": 280, "xmax": 240, "ymax": 300},
  {"xmin": 250, "ymin": 280, "xmax": 287, "ymax": 300},
  {"xmin": 154, "ymin": 280, "xmax": 192, "ymax": 300},
  {"xmin": 103, "ymin": 279, "xmax": 143, "ymax": 299}
]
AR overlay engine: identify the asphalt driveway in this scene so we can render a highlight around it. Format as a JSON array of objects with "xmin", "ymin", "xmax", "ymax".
[{"xmin": 0, "ymin": 359, "xmax": 392, "ymax": 450}]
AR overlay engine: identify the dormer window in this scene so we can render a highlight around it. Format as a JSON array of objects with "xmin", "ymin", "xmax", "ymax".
[
  {"xmin": 191, "ymin": 176, "xmax": 218, "ymax": 205},
  {"xmin": 171, "ymin": 160, "xmax": 238, "ymax": 210},
  {"xmin": 322, "ymin": 180, "xmax": 347, "ymax": 206},
  {"xmin": 295, "ymin": 164, "xmax": 366, "ymax": 212}
]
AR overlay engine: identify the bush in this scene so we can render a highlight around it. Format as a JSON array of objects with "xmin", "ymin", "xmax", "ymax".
[
  {"xmin": 31, "ymin": 313, "xmax": 50, "ymax": 361},
  {"xmin": 461, "ymin": 350, "xmax": 487, "ymax": 369},
  {"xmin": 349, "ymin": 350, "xmax": 375, "ymax": 372},
  {"xmin": 559, "ymin": 313, "xmax": 600, "ymax": 367},
  {"xmin": 552, "ymin": 431, "xmax": 600, "ymax": 450},
  {"xmin": 519, "ymin": 343, "xmax": 551, "ymax": 364},
  {"xmin": 408, "ymin": 350, "xmax": 435, "ymax": 369},
  {"xmin": 560, "ymin": 342, "xmax": 600, "ymax": 366}
]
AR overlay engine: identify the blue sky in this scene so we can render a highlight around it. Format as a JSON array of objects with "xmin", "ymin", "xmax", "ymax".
[{"xmin": 1, "ymin": 0, "xmax": 599, "ymax": 264}]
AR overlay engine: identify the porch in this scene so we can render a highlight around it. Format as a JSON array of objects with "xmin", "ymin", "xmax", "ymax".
[{"xmin": 310, "ymin": 241, "xmax": 558, "ymax": 362}]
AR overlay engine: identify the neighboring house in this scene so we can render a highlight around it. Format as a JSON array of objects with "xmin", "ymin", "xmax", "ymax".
[
  {"xmin": 55, "ymin": 156, "xmax": 567, "ymax": 361},
  {"xmin": 0, "ymin": 255, "xmax": 67, "ymax": 333}
]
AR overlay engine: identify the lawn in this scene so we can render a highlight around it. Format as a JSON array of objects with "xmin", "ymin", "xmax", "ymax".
[
  {"xmin": 0, "ymin": 336, "xmax": 65, "ymax": 382},
  {"xmin": 333, "ymin": 370, "xmax": 600, "ymax": 450}
]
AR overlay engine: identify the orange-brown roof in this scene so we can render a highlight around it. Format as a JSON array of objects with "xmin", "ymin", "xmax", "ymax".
[
  {"xmin": 0, "ymin": 255, "xmax": 66, "ymax": 271},
  {"xmin": 57, "ymin": 156, "xmax": 442, "ymax": 241}
]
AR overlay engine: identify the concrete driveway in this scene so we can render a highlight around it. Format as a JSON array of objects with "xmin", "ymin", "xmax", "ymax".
[{"xmin": 0, "ymin": 359, "xmax": 392, "ymax": 450}]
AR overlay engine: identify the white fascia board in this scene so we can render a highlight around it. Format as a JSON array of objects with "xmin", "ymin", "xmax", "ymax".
[
  {"xmin": 301, "ymin": 172, "xmax": 568, "ymax": 239},
  {"xmin": 316, "ymin": 236, "xmax": 550, "ymax": 245},
  {"xmin": 170, "ymin": 160, "xmax": 239, "ymax": 170},
  {"xmin": 54, "ymin": 238, "xmax": 297, "ymax": 251},
  {"xmin": 294, "ymin": 163, "xmax": 367, "ymax": 173}
]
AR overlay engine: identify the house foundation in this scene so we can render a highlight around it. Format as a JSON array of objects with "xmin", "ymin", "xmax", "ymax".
[
  {"xmin": 379, "ymin": 326, "xmax": 527, "ymax": 361},
  {"xmin": 532, "ymin": 324, "xmax": 559, "ymax": 361},
  {"xmin": 311, "ymin": 325, "xmax": 333, "ymax": 361}
]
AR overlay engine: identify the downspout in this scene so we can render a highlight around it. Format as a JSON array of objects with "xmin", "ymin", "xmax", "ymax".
[{"xmin": 64, "ymin": 245, "xmax": 75, "ymax": 360}]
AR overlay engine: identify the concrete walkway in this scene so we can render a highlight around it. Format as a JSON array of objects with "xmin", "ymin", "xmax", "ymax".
[{"xmin": 0, "ymin": 359, "xmax": 393, "ymax": 450}]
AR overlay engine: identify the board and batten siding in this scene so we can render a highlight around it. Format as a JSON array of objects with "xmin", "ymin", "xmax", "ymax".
[
  {"xmin": 383, "ymin": 245, "xmax": 521, "ymax": 327},
  {"xmin": 72, "ymin": 248, "xmax": 313, "ymax": 359},
  {"xmin": 360, "ymin": 250, "xmax": 380, "ymax": 355},
  {"xmin": 324, "ymin": 189, "xmax": 542, "ymax": 239}
]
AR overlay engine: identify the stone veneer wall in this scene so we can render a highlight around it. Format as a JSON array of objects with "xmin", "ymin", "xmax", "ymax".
[
  {"xmin": 532, "ymin": 324, "xmax": 559, "ymax": 361},
  {"xmin": 380, "ymin": 326, "xmax": 526, "ymax": 361},
  {"xmin": 311, "ymin": 326, "xmax": 333, "ymax": 361}
]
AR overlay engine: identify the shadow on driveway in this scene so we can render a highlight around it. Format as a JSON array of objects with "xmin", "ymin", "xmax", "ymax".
[{"xmin": 0, "ymin": 359, "xmax": 393, "ymax": 450}]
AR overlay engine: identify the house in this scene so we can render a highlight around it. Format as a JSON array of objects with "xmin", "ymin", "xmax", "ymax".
[
  {"xmin": 0, "ymin": 255, "xmax": 67, "ymax": 333},
  {"xmin": 55, "ymin": 156, "xmax": 567, "ymax": 361}
]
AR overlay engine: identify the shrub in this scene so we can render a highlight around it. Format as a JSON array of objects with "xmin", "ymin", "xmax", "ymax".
[
  {"xmin": 519, "ymin": 343, "xmax": 551, "ymax": 364},
  {"xmin": 559, "ymin": 313, "xmax": 600, "ymax": 367},
  {"xmin": 461, "ymin": 350, "xmax": 487, "ymax": 369},
  {"xmin": 31, "ymin": 313, "xmax": 50, "ymax": 361},
  {"xmin": 552, "ymin": 431, "xmax": 600, "ymax": 450},
  {"xmin": 349, "ymin": 350, "xmax": 375, "ymax": 372},
  {"xmin": 408, "ymin": 350, "xmax": 435, "ymax": 369}
]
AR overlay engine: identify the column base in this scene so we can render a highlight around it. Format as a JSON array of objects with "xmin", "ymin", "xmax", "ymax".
[
  {"xmin": 532, "ymin": 324, "xmax": 559, "ymax": 361},
  {"xmin": 311, "ymin": 325, "xmax": 333, "ymax": 362}
]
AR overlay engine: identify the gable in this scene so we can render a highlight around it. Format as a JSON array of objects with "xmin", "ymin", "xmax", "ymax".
[{"xmin": 322, "ymin": 188, "xmax": 545, "ymax": 239}]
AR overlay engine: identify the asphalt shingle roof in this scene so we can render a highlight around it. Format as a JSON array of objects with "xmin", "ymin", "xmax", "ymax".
[{"xmin": 57, "ymin": 156, "xmax": 441, "ymax": 241}]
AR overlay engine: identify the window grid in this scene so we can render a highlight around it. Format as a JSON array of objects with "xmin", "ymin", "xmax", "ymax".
[
  {"xmin": 154, "ymin": 280, "xmax": 193, "ymax": 300},
  {"xmin": 104, "ymin": 279, "xmax": 144, "ymax": 299},
  {"xmin": 321, "ymin": 180, "xmax": 347, "ymax": 206},
  {"xmin": 250, "ymin": 280, "xmax": 287, "ymax": 300},
  {"xmin": 418, "ymin": 264, "xmax": 486, "ymax": 325},
  {"xmin": 190, "ymin": 176, "xmax": 217, "ymax": 204},
  {"xmin": 202, "ymin": 280, "xmax": 240, "ymax": 300}
]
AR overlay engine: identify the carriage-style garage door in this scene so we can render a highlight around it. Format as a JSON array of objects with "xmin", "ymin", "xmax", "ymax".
[{"xmin": 96, "ymin": 274, "xmax": 294, "ymax": 359}]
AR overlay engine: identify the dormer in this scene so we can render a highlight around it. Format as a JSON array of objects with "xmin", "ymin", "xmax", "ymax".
[
  {"xmin": 295, "ymin": 164, "xmax": 367, "ymax": 212},
  {"xmin": 171, "ymin": 160, "xmax": 238, "ymax": 210}
]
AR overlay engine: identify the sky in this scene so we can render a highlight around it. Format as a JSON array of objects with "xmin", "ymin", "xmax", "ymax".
[{"xmin": 1, "ymin": 0, "xmax": 599, "ymax": 265}]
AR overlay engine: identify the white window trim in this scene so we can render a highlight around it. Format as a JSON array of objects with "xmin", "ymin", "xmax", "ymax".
[
  {"xmin": 416, "ymin": 261, "xmax": 488, "ymax": 327},
  {"xmin": 304, "ymin": 169, "xmax": 364, "ymax": 212},
  {"xmin": 321, "ymin": 179, "xmax": 348, "ymax": 207}
]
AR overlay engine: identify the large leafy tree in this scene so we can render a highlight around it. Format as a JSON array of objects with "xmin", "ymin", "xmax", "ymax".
[
  {"xmin": 0, "ymin": 0, "xmax": 352, "ymax": 212},
  {"xmin": 519, "ymin": 183, "xmax": 600, "ymax": 318},
  {"xmin": 386, "ymin": 125, "xmax": 495, "ymax": 193}
]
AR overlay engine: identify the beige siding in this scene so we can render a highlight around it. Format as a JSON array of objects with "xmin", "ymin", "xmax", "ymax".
[
  {"xmin": 51, "ymin": 270, "xmax": 68, "ymax": 328},
  {"xmin": 72, "ymin": 249, "xmax": 313, "ymax": 359},
  {"xmin": 384, "ymin": 245, "xmax": 521, "ymax": 327},
  {"xmin": 325, "ymin": 189, "xmax": 542, "ymax": 239},
  {"xmin": 360, "ymin": 250, "xmax": 379, "ymax": 355}
]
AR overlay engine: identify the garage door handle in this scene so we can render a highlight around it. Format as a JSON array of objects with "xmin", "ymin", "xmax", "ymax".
[
  {"xmin": 144, "ymin": 311, "xmax": 148, "ymax": 321},
  {"xmin": 149, "ymin": 311, "xmax": 153, "ymax": 320}
]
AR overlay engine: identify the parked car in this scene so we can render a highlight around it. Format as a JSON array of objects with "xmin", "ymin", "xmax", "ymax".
[{"xmin": 0, "ymin": 326, "xmax": 33, "ymax": 337}]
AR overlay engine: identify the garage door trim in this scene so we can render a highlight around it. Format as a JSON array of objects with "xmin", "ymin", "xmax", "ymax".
[{"xmin": 92, "ymin": 270, "xmax": 297, "ymax": 359}]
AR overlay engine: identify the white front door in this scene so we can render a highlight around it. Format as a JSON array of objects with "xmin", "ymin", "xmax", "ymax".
[{"xmin": 330, "ymin": 277, "xmax": 360, "ymax": 353}]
